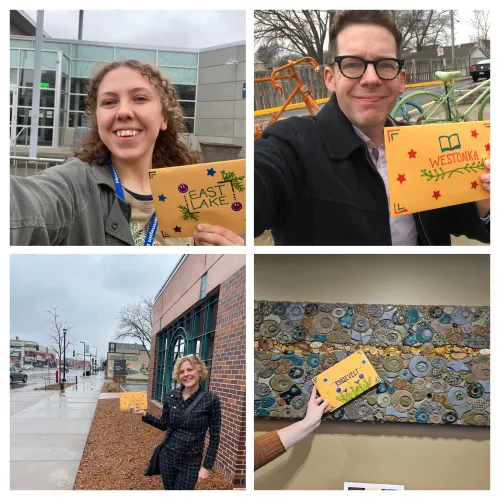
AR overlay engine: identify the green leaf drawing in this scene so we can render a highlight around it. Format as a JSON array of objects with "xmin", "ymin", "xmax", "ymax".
[
  {"xmin": 177, "ymin": 204, "xmax": 199, "ymax": 221},
  {"xmin": 335, "ymin": 376, "xmax": 373, "ymax": 404},
  {"xmin": 221, "ymin": 170, "xmax": 245, "ymax": 192},
  {"xmin": 420, "ymin": 160, "xmax": 485, "ymax": 182}
]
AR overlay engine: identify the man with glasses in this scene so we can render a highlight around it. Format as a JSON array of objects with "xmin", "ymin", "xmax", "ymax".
[{"xmin": 254, "ymin": 10, "xmax": 490, "ymax": 246}]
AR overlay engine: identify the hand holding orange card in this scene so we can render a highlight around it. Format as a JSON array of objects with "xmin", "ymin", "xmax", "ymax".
[
  {"xmin": 385, "ymin": 121, "xmax": 490, "ymax": 216},
  {"xmin": 120, "ymin": 391, "xmax": 147, "ymax": 411},
  {"xmin": 313, "ymin": 350, "xmax": 381, "ymax": 411},
  {"xmin": 148, "ymin": 159, "xmax": 245, "ymax": 238}
]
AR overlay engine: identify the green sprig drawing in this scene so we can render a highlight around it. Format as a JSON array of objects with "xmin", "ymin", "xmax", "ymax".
[
  {"xmin": 335, "ymin": 376, "xmax": 373, "ymax": 404},
  {"xmin": 177, "ymin": 204, "xmax": 199, "ymax": 221},
  {"xmin": 420, "ymin": 160, "xmax": 485, "ymax": 182},
  {"xmin": 221, "ymin": 170, "xmax": 245, "ymax": 192}
]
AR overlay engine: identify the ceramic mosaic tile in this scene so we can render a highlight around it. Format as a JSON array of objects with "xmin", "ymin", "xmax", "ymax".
[{"xmin": 254, "ymin": 301, "xmax": 490, "ymax": 426}]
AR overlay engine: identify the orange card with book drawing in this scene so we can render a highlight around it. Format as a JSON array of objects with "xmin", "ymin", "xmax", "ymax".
[
  {"xmin": 148, "ymin": 159, "xmax": 245, "ymax": 238},
  {"xmin": 384, "ymin": 121, "xmax": 490, "ymax": 216},
  {"xmin": 313, "ymin": 350, "xmax": 381, "ymax": 411},
  {"xmin": 119, "ymin": 391, "xmax": 147, "ymax": 411}
]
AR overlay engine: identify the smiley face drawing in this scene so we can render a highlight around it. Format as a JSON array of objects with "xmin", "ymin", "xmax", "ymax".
[
  {"xmin": 231, "ymin": 201, "xmax": 243, "ymax": 211},
  {"xmin": 178, "ymin": 183, "xmax": 189, "ymax": 193}
]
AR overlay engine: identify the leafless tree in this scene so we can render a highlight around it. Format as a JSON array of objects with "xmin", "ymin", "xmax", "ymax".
[
  {"xmin": 255, "ymin": 10, "xmax": 333, "ymax": 65},
  {"xmin": 113, "ymin": 296, "xmax": 153, "ymax": 357},
  {"xmin": 468, "ymin": 11, "xmax": 490, "ymax": 48},
  {"xmin": 394, "ymin": 10, "xmax": 452, "ymax": 52},
  {"xmin": 44, "ymin": 305, "xmax": 73, "ymax": 376}
]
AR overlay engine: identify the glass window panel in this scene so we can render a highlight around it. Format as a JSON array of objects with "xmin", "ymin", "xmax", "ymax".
[
  {"xmin": 71, "ymin": 60, "xmax": 100, "ymax": 78},
  {"xmin": 43, "ymin": 41, "xmax": 71, "ymax": 56},
  {"xmin": 71, "ymin": 44, "xmax": 114, "ymax": 61},
  {"xmin": 15, "ymin": 126, "xmax": 53, "ymax": 146},
  {"xmin": 115, "ymin": 47, "xmax": 156, "ymax": 63},
  {"xmin": 10, "ymin": 49, "xmax": 19, "ymax": 67},
  {"xmin": 10, "ymin": 68, "xmax": 18, "ymax": 85},
  {"xmin": 19, "ymin": 69, "xmax": 33, "ymax": 87},
  {"xmin": 19, "ymin": 50, "xmax": 58, "ymax": 69},
  {"xmin": 17, "ymin": 108, "xmax": 55, "ymax": 127},
  {"xmin": 174, "ymin": 84, "xmax": 196, "ymax": 101},
  {"xmin": 60, "ymin": 93, "xmax": 67, "ymax": 111},
  {"xmin": 40, "ymin": 70, "xmax": 56, "ymax": 89},
  {"xmin": 160, "ymin": 67, "xmax": 197, "ymax": 85},
  {"xmin": 62, "ymin": 56, "xmax": 69, "ymax": 75},
  {"xmin": 158, "ymin": 51, "xmax": 198, "ymax": 67},
  {"xmin": 70, "ymin": 77, "xmax": 90, "ymax": 94},
  {"xmin": 180, "ymin": 101, "xmax": 195, "ymax": 118},
  {"xmin": 11, "ymin": 39, "xmax": 34, "ymax": 49},
  {"xmin": 70, "ymin": 94, "xmax": 86, "ymax": 112},
  {"xmin": 61, "ymin": 75, "xmax": 68, "ymax": 93},
  {"xmin": 184, "ymin": 118, "xmax": 194, "ymax": 134},
  {"xmin": 69, "ymin": 112, "xmax": 84, "ymax": 127},
  {"xmin": 18, "ymin": 88, "xmax": 33, "ymax": 107},
  {"xmin": 40, "ymin": 90, "xmax": 55, "ymax": 108}
]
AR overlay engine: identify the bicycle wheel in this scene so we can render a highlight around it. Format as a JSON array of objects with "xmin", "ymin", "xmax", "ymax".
[
  {"xmin": 391, "ymin": 91, "xmax": 451, "ymax": 124},
  {"xmin": 399, "ymin": 100, "xmax": 426, "ymax": 123}
]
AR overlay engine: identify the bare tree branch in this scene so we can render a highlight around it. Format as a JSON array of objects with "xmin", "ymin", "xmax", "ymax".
[
  {"xmin": 113, "ymin": 296, "xmax": 153, "ymax": 357},
  {"xmin": 44, "ymin": 305, "xmax": 73, "ymax": 374}
]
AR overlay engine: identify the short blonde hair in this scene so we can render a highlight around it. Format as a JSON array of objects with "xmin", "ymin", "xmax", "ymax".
[{"xmin": 173, "ymin": 355, "xmax": 208, "ymax": 381}]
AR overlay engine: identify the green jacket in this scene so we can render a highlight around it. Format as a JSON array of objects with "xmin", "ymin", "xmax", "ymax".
[{"xmin": 11, "ymin": 158, "xmax": 137, "ymax": 245}]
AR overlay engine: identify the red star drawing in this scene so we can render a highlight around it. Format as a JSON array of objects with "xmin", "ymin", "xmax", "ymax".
[
  {"xmin": 432, "ymin": 191, "xmax": 441, "ymax": 200},
  {"xmin": 173, "ymin": 226, "xmax": 182, "ymax": 233},
  {"xmin": 408, "ymin": 149, "xmax": 417, "ymax": 159},
  {"xmin": 471, "ymin": 130, "xmax": 479, "ymax": 138},
  {"xmin": 471, "ymin": 180, "xmax": 479, "ymax": 190},
  {"xmin": 485, "ymin": 143, "xmax": 490, "ymax": 152},
  {"xmin": 397, "ymin": 174, "xmax": 406, "ymax": 184}
]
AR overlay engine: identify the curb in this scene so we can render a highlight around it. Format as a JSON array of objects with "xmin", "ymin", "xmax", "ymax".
[{"xmin": 254, "ymin": 78, "xmax": 473, "ymax": 116}]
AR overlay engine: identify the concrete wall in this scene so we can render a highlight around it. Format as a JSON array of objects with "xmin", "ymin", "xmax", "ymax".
[
  {"xmin": 193, "ymin": 43, "xmax": 246, "ymax": 159},
  {"xmin": 254, "ymin": 254, "xmax": 490, "ymax": 490}
]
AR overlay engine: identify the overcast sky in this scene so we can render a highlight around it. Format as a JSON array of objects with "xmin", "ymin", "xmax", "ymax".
[
  {"xmin": 23, "ymin": 10, "xmax": 245, "ymax": 49},
  {"xmin": 11, "ymin": 254, "xmax": 182, "ymax": 362}
]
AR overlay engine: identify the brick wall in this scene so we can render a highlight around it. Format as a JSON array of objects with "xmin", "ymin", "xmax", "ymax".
[
  {"xmin": 146, "ymin": 265, "xmax": 246, "ymax": 488},
  {"xmin": 209, "ymin": 265, "xmax": 246, "ymax": 487}
]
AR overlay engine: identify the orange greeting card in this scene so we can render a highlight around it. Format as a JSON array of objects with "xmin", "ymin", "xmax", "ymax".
[
  {"xmin": 385, "ymin": 121, "xmax": 490, "ymax": 216},
  {"xmin": 148, "ymin": 159, "xmax": 245, "ymax": 238},
  {"xmin": 313, "ymin": 350, "xmax": 381, "ymax": 411},
  {"xmin": 119, "ymin": 391, "xmax": 147, "ymax": 411}
]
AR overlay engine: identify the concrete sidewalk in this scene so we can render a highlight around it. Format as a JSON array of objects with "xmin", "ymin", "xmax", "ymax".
[{"xmin": 10, "ymin": 373, "xmax": 105, "ymax": 490}]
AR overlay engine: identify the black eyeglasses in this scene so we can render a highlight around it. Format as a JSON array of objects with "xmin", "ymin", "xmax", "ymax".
[{"xmin": 332, "ymin": 56, "xmax": 404, "ymax": 80}]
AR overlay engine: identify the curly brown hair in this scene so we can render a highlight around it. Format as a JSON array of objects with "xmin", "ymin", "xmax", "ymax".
[{"xmin": 74, "ymin": 59, "xmax": 198, "ymax": 168}]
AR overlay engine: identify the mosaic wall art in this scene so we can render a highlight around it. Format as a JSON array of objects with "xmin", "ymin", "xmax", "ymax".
[{"xmin": 254, "ymin": 301, "xmax": 490, "ymax": 426}]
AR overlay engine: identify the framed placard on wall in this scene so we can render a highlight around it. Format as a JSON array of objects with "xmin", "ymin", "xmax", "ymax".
[{"xmin": 254, "ymin": 300, "xmax": 490, "ymax": 426}]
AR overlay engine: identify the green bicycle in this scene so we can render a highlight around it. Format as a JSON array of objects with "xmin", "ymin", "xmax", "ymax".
[{"xmin": 390, "ymin": 70, "xmax": 490, "ymax": 124}]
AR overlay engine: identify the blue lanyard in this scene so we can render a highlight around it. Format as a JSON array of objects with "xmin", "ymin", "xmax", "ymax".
[{"xmin": 106, "ymin": 160, "xmax": 158, "ymax": 246}]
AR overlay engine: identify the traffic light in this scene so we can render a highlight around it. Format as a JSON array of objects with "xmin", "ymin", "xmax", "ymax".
[{"xmin": 73, "ymin": 351, "xmax": 75, "ymax": 357}]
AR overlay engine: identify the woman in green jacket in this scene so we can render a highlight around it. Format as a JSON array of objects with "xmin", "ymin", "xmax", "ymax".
[{"xmin": 10, "ymin": 59, "xmax": 244, "ymax": 246}]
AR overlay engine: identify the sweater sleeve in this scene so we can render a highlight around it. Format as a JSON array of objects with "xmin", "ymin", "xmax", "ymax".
[
  {"xmin": 203, "ymin": 395, "xmax": 222, "ymax": 470},
  {"xmin": 254, "ymin": 431, "xmax": 286, "ymax": 471},
  {"xmin": 142, "ymin": 400, "xmax": 170, "ymax": 432}
]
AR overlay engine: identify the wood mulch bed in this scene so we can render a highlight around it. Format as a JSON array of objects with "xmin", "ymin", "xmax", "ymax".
[
  {"xmin": 34, "ymin": 383, "xmax": 76, "ymax": 391},
  {"xmin": 73, "ymin": 397, "xmax": 232, "ymax": 490}
]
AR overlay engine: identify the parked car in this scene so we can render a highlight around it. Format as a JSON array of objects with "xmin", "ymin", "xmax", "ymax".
[
  {"xmin": 21, "ymin": 364, "xmax": 34, "ymax": 371},
  {"xmin": 470, "ymin": 59, "xmax": 490, "ymax": 82},
  {"xmin": 10, "ymin": 366, "xmax": 28, "ymax": 384}
]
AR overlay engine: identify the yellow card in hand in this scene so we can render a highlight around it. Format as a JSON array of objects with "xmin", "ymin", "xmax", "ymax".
[
  {"xmin": 148, "ymin": 159, "xmax": 246, "ymax": 237},
  {"xmin": 385, "ymin": 121, "xmax": 490, "ymax": 216},
  {"xmin": 120, "ymin": 391, "xmax": 147, "ymax": 411},
  {"xmin": 313, "ymin": 350, "xmax": 381, "ymax": 411}
]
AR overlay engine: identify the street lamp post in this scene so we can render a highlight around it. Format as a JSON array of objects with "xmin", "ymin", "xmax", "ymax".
[
  {"xmin": 62, "ymin": 328, "xmax": 67, "ymax": 383},
  {"xmin": 92, "ymin": 345, "xmax": 97, "ymax": 374},
  {"xmin": 80, "ymin": 341, "xmax": 85, "ymax": 376}
]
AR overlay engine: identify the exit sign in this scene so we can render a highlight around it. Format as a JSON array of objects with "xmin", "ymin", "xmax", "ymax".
[{"xmin": 40, "ymin": 82, "xmax": 50, "ymax": 88}]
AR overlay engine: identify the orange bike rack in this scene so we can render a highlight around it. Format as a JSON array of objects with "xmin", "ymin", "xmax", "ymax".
[{"xmin": 254, "ymin": 57, "xmax": 322, "ymax": 138}]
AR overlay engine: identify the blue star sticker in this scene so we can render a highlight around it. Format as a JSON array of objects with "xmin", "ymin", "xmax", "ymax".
[
  {"xmin": 158, "ymin": 194, "xmax": 166, "ymax": 202},
  {"xmin": 207, "ymin": 167, "xmax": 216, "ymax": 177}
]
